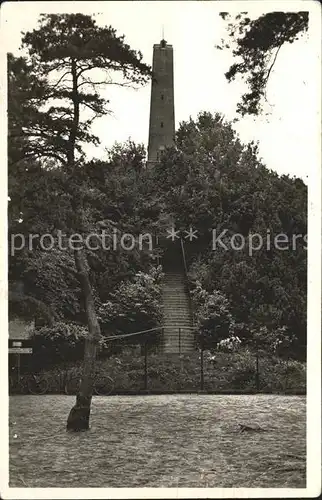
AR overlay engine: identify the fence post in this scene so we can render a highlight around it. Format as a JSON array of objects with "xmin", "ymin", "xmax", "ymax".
[
  {"xmin": 144, "ymin": 341, "xmax": 148, "ymax": 391},
  {"xmin": 179, "ymin": 327, "xmax": 181, "ymax": 355},
  {"xmin": 255, "ymin": 350, "xmax": 260, "ymax": 391},
  {"xmin": 200, "ymin": 335, "xmax": 204, "ymax": 391},
  {"xmin": 17, "ymin": 353, "xmax": 21, "ymax": 382},
  {"xmin": 162, "ymin": 327, "xmax": 164, "ymax": 353},
  {"xmin": 284, "ymin": 357, "xmax": 289, "ymax": 392}
]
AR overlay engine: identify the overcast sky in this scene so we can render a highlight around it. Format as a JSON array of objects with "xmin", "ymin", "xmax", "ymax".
[{"xmin": 1, "ymin": 1, "xmax": 321, "ymax": 180}]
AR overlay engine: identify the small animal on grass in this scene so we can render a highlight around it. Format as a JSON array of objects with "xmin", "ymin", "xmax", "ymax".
[{"xmin": 238, "ymin": 423, "xmax": 268, "ymax": 433}]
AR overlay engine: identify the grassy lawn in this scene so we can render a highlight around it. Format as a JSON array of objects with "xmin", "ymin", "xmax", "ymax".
[{"xmin": 9, "ymin": 394, "xmax": 306, "ymax": 488}]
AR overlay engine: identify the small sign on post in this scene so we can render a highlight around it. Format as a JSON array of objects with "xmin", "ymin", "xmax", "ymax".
[
  {"xmin": 8, "ymin": 341, "xmax": 33, "ymax": 382},
  {"xmin": 9, "ymin": 347, "xmax": 33, "ymax": 354}
]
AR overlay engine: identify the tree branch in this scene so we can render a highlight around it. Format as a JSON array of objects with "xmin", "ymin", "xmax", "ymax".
[
  {"xmin": 264, "ymin": 43, "xmax": 283, "ymax": 86},
  {"xmin": 50, "ymin": 70, "xmax": 71, "ymax": 90},
  {"xmin": 81, "ymin": 101, "xmax": 104, "ymax": 116},
  {"xmin": 24, "ymin": 150, "xmax": 68, "ymax": 166}
]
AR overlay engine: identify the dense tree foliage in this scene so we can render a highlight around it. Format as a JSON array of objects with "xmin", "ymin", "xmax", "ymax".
[
  {"xmin": 19, "ymin": 14, "xmax": 150, "ymax": 165},
  {"xmin": 98, "ymin": 267, "xmax": 163, "ymax": 337},
  {"xmin": 151, "ymin": 112, "xmax": 307, "ymax": 359},
  {"xmin": 217, "ymin": 11, "xmax": 309, "ymax": 115}
]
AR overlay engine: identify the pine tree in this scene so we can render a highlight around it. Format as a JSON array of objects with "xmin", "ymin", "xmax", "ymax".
[{"xmin": 17, "ymin": 13, "xmax": 151, "ymax": 430}]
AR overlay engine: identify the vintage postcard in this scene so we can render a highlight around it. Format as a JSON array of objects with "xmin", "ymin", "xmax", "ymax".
[{"xmin": 0, "ymin": 0, "xmax": 321, "ymax": 498}]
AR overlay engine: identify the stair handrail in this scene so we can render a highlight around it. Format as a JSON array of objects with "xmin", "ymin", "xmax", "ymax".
[
  {"xmin": 180, "ymin": 237, "xmax": 188, "ymax": 277},
  {"xmin": 180, "ymin": 237, "xmax": 196, "ymax": 333}
]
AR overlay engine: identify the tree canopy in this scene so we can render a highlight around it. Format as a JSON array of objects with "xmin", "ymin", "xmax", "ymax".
[
  {"xmin": 217, "ymin": 11, "xmax": 309, "ymax": 115},
  {"xmin": 150, "ymin": 112, "xmax": 307, "ymax": 358}
]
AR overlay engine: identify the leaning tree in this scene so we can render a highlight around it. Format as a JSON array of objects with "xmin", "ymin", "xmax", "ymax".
[{"xmin": 16, "ymin": 13, "xmax": 151, "ymax": 430}]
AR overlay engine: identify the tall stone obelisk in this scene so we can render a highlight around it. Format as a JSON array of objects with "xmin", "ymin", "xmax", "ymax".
[{"xmin": 147, "ymin": 39, "xmax": 175, "ymax": 164}]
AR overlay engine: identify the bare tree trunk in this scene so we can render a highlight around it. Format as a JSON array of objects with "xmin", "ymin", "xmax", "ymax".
[{"xmin": 66, "ymin": 248, "xmax": 101, "ymax": 431}]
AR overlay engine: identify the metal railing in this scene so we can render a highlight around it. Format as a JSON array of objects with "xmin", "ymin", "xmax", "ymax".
[
  {"xmin": 180, "ymin": 237, "xmax": 196, "ymax": 330},
  {"xmin": 100, "ymin": 326, "xmax": 297, "ymax": 394},
  {"xmin": 101, "ymin": 332, "xmax": 303, "ymax": 394}
]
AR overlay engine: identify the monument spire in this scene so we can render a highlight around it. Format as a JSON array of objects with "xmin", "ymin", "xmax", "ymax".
[{"xmin": 147, "ymin": 38, "xmax": 175, "ymax": 164}]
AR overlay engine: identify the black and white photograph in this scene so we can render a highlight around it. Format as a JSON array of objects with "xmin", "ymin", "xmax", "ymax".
[{"xmin": 1, "ymin": 0, "xmax": 321, "ymax": 498}]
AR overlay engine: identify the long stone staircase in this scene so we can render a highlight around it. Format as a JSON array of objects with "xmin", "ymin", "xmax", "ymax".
[{"xmin": 161, "ymin": 242, "xmax": 195, "ymax": 353}]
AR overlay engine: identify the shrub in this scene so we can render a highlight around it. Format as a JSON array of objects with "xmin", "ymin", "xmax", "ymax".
[
  {"xmin": 250, "ymin": 325, "xmax": 298, "ymax": 359},
  {"xmin": 217, "ymin": 335, "xmax": 242, "ymax": 352},
  {"xmin": 190, "ymin": 282, "xmax": 235, "ymax": 349},
  {"xmin": 30, "ymin": 322, "xmax": 88, "ymax": 368},
  {"xmin": 98, "ymin": 266, "xmax": 164, "ymax": 340}
]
